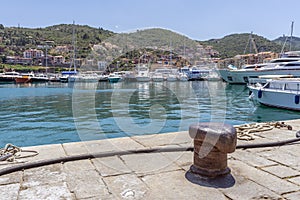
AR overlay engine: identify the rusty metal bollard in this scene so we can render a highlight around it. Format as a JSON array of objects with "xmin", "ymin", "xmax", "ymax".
[{"xmin": 189, "ymin": 122, "xmax": 237, "ymax": 178}]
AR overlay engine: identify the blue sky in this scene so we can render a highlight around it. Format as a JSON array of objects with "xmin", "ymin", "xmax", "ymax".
[{"xmin": 1, "ymin": 0, "xmax": 299, "ymax": 40}]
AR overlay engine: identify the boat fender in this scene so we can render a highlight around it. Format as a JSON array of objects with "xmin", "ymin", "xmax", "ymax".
[
  {"xmin": 258, "ymin": 90, "xmax": 262, "ymax": 98},
  {"xmin": 295, "ymin": 95, "xmax": 300, "ymax": 104}
]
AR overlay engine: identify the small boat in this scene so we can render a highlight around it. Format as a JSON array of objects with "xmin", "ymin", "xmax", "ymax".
[
  {"xmin": 177, "ymin": 72, "xmax": 188, "ymax": 81},
  {"xmin": 186, "ymin": 66, "xmax": 210, "ymax": 81},
  {"xmin": 31, "ymin": 74, "xmax": 49, "ymax": 82},
  {"xmin": 135, "ymin": 65, "xmax": 151, "ymax": 82},
  {"xmin": 98, "ymin": 74, "xmax": 109, "ymax": 82},
  {"xmin": 166, "ymin": 73, "xmax": 177, "ymax": 81},
  {"xmin": 0, "ymin": 71, "xmax": 22, "ymax": 83},
  {"xmin": 15, "ymin": 73, "xmax": 34, "ymax": 84},
  {"xmin": 151, "ymin": 72, "xmax": 164, "ymax": 82},
  {"xmin": 108, "ymin": 72, "xmax": 122, "ymax": 83},
  {"xmin": 248, "ymin": 77, "xmax": 300, "ymax": 111}
]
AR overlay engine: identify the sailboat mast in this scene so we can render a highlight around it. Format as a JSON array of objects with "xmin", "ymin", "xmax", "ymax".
[
  {"xmin": 72, "ymin": 21, "xmax": 77, "ymax": 72},
  {"xmin": 290, "ymin": 21, "xmax": 294, "ymax": 51}
]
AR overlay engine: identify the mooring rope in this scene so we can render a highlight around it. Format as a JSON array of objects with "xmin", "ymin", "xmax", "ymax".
[
  {"xmin": 0, "ymin": 143, "xmax": 39, "ymax": 162},
  {"xmin": 234, "ymin": 121, "xmax": 293, "ymax": 140}
]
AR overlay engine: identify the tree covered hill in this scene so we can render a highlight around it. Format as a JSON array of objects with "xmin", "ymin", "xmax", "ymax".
[
  {"xmin": 0, "ymin": 24, "xmax": 114, "ymax": 60},
  {"xmin": 1, "ymin": 23, "xmax": 300, "ymax": 64},
  {"xmin": 200, "ymin": 33, "xmax": 283, "ymax": 59},
  {"xmin": 273, "ymin": 36, "xmax": 300, "ymax": 52}
]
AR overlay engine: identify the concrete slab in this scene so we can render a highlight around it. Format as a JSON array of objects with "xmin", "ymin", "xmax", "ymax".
[
  {"xmin": 261, "ymin": 165, "xmax": 300, "ymax": 179},
  {"xmin": 220, "ymin": 175, "xmax": 282, "ymax": 199},
  {"xmin": 64, "ymin": 164, "xmax": 109, "ymax": 199},
  {"xmin": 18, "ymin": 182, "xmax": 74, "ymax": 200},
  {"xmin": 22, "ymin": 164, "xmax": 66, "ymax": 188},
  {"xmin": 231, "ymin": 149, "xmax": 277, "ymax": 168},
  {"xmin": 121, "ymin": 152, "xmax": 181, "ymax": 176},
  {"xmin": 0, "ymin": 183, "xmax": 20, "ymax": 200},
  {"xmin": 103, "ymin": 174, "xmax": 149, "ymax": 199},
  {"xmin": 131, "ymin": 131, "xmax": 192, "ymax": 147},
  {"xmin": 229, "ymin": 159, "xmax": 299, "ymax": 195},
  {"xmin": 92, "ymin": 156, "xmax": 132, "ymax": 177},
  {"xmin": 142, "ymin": 170, "xmax": 227, "ymax": 199},
  {"xmin": 288, "ymin": 176, "xmax": 300, "ymax": 185},
  {"xmin": 283, "ymin": 191, "xmax": 300, "ymax": 200}
]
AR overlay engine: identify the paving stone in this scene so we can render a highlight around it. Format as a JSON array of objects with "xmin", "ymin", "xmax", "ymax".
[
  {"xmin": 288, "ymin": 176, "xmax": 300, "ymax": 185},
  {"xmin": 231, "ymin": 149, "xmax": 277, "ymax": 167},
  {"xmin": 142, "ymin": 170, "xmax": 227, "ymax": 199},
  {"xmin": 220, "ymin": 175, "xmax": 282, "ymax": 199},
  {"xmin": 121, "ymin": 152, "xmax": 181, "ymax": 175},
  {"xmin": 22, "ymin": 164, "xmax": 66, "ymax": 187},
  {"xmin": 229, "ymin": 159, "xmax": 299, "ymax": 195},
  {"xmin": 261, "ymin": 165, "xmax": 300, "ymax": 179},
  {"xmin": 63, "ymin": 137, "xmax": 145, "ymax": 156},
  {"xmin": 0, "ymin": 183, "xmax": 20, "ymax": 200},
  {"xmin": 64, "ymin": 159, "xmax": 95, "ymax": 172},
  {"xmin": 131, "ymin": 131, "xmax": 192, "ymax": 147},
  {"xmin": 103, "ymin": 173, "xmax": 149, "ymax": 199},
  {"xmin": 18, "ymin": 182, "xmax": 74, "ymax": 200},
  {"xmin": 20, "ymin": 144, "xmax": 66, "ymax": 162},
  {"xmin": 64, "ymin": 166, "xmax": 109, "ymax": 199},
  {"xmin": 259, "ymin": 149, "xmax": 300, "ymax": 170},
  {"xmin": 160, "ymin": 151, "xmax": 193, "ymax": 168},
  {"xmin": 92, "ymin": 156, "xmax": 132, "ymax": 177},
  {"xmin": 283, "ymin": 191, "xmax": 300, "ymax": 200},
  {"xmin": 0, "ymin": 171, "xmax": 22, "ymax": 185}
]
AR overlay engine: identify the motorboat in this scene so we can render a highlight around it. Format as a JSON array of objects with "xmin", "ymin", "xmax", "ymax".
[
  {"xmin": 135, "ymin": 65, "xmax": 151, "ymax": 82},
  {"xmin": 151, "ymin": 72, "xmax": 164, "ymax": 82},
  {"xmin": 177, "ymin": 72, "xmax": 188, "ymax": 81},
  {"xmin": 248, "ymin": 77, "xmax": 300, "ymax": 111},
  {"xmin": 31, "ymin": 74, "xmax": 49, "ymax": 82},
  {"xmin": 219, "ymin": 51, "xmax": 300, "ymax": 84},
  {"xmin": 60, "ymin": 71, "xmax": 77, "ymax": 83},
  {"xmin": 108, "ymin": 72, "xmax": 122, "ymax": 83},
  {"xmin": 166, "ymin": 73, "xmax": 177, "ymax": 81},
  {"xmin": 186, "ymin": 66, "xmax": 210, "ymax": 81},
  {"xmin": 15, "ymin": 73, "xmax": 34, "ymax": 84},
  {"xmin": 0, "ymin": 71, "xmax": 22, "ymax": 83}
]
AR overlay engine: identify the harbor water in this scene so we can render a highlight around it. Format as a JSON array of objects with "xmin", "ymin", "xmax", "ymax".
[{"xmin": 1, "ymin": 81, "xmax": 300, "ymax": 147}]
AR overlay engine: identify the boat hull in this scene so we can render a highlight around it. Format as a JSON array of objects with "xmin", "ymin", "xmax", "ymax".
[
  {"xmin": 136, "ymin": 76, "xmax": 151, "ymax": 82},
  {"xmin": 249, "ymin": 86, "xmax": 300, "ymax": 111},
  {"xmin": 220, "ymin": 68, "xmax": 300, "ymax": 84}
]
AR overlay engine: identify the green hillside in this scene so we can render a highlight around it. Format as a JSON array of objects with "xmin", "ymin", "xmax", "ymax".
[
  {"xmin": 200, "ymin": 33, "xmax": 282, "ymax": 59},
  {"xmin": 0, "ymin": 24, "xmax": 114, "ymax": 60},
  {"xmin": 273, "ymin": 36, "xmax": 300, "ymax": 52}
]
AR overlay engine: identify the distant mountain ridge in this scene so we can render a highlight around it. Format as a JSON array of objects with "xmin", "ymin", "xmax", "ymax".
[
  {"xmin": 1, "ymin": 23, "xmax": 300, "ymax": 62},
  {"xmin": 199, "ymin": 33, "xmax": 282, "ymax": 59},
  {"xmin": 273, "ymin": 36, "xmax": 300, "ymax": 52}
]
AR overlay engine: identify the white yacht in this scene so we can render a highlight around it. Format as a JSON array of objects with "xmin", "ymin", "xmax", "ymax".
[
  {"xmin": 248, "ymin": 77, "xmax": 300, "ymax": 111},
  {"xmin": 151, "ymin": 72, "xmax": 164, "ymax": 82},
  {"xmin": 135, "ymin": 65, "xmax": 151, "ymax": 82},
  {"xmin": 166, "ymin": 73, "xmax": 177, "ymax": 81},
  {"xmin": 177, "ymin": 72, "xmax": 188, "ymax": 81},
  {"xmin": 219, "ymin": 51, "xmax": 300, "ymax": 84}
]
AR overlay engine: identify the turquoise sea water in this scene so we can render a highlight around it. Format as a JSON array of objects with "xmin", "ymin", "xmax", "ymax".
[{"xmin": 1, "ymin": 81, "xmax": 300, "ymax": 147}]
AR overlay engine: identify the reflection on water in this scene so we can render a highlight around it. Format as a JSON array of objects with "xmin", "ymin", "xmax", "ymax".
[{"xmin": 0, "ymin": 81, "xmax": 300, "ymax": 147}]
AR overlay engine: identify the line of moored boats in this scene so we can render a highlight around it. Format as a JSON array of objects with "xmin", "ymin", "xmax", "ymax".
[{"xmin": 0, "ymin": 64, "xmax": 222, "ymax": 84}]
